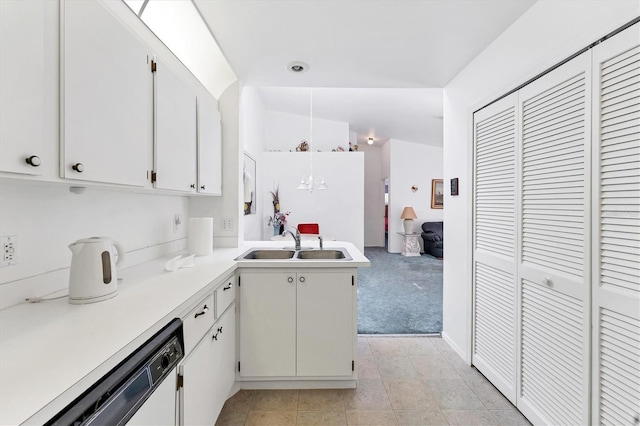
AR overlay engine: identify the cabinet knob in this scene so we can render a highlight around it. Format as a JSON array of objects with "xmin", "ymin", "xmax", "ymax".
[
  {"xmin": 72, "ymin": 163, "xmax": 84, "ymax": 173},
  {"xmin": 212, "ymin": 332, "xmax": 218, "ymax": 341},
  {"xmin": 287, "ymin": 277, "xmax": 294, "ymax": 283},
  {"xmin": 201, "ymin": 185, "xmax": 206, "ymax": 190},
  {"xmin": 299, "ymin": 276, "xmax": 305, "ymax": 283},
  {"xmin": 25, "ymin": 155, "xmax": 41, "ymax": 167},
  {"xmin": 190, "ymin": 183, "xmax": 196, "ymax": 189},
  {"xmin": 218, "ymin": 326, "xmax": 223, "ymax": 334}
]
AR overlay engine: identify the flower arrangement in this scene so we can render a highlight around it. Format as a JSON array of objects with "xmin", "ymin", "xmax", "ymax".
[
  {"xmin": 270, "ymin": 185, "xmax": 280, "ymax": 213},
  {"xmin": 268, "ymin": 211, "xmax": 290, "ymax": 228}
]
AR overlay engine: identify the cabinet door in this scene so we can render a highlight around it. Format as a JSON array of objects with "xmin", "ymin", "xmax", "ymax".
[
  {"xmin": 239, "ymin": 271, "xmax": 296, "ymax": 377},
  {"xmin": 197, "ymin": 92, "xmax": 222, "ymax": 195},
  {"xmin": 211, "ymin": 304, "xmax": 236, "ymax": 421},
  {"xmin": 0, "ymin": 0, "xmax": 45, "ymax": 175},
  {"xmin": 154, "ymin": 60, "xmax": 197, "ymax": 192},
  {"xmin": 472, "ymin": 93, "xmax": 519, "ymax": 403},
  {"xmin": 179, "ymin": 325, "xmax": 217, "ymax": 426},
  {"xmin": 517, "ymin": 51, "xmax": 591, "ymax": 426},
  {"xmin": 297, "ymin": 271, "xmax": 354, "ymax": 377},
  {"xmin": 591, "ymin": 23, "xmax": 640, "ymax": 426},
  {"xmin": 62, "ymin": 0, "xmax": 151, "ymax": 186}
]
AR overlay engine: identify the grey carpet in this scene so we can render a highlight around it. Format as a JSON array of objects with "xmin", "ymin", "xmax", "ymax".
[{"xmin": 357, "ymin": 246, "xmax": 443, "ymax": 334}]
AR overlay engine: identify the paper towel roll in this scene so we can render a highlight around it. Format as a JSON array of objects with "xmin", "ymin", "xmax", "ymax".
[{"xmin": 188, "ymin": 217, "xmax": 213, "ymax": 256}]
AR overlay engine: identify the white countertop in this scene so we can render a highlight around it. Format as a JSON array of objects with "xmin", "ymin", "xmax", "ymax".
[{"xmin": 0, "ymin": 241, "xmax": 368, "ymax": 425}]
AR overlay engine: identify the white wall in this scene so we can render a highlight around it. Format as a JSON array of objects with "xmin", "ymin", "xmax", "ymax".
[
  {"xmin": 361, "ymin": 144, "xmax": 385, "ymax": 247},
  {"xmin": 442, "ymin": 1, "xmax": 639, "ymax": 362},
  {"xmin": 265, "ymin": 111, "xmax": 350, "ymax": 152},
  {"xmin": 0, "ymin": 180, "xmax": 188, "ymax": 309},
  {"xmin": 241, "ymin": 87, "xmax": 267, "ymax": 241},
  {"xmin": 382, "ymin": 140, "xmax": 390, "ymax": 179},
  {"xmin": 190, "ymin": 81, "xmax": 242, "ymax": 248},
  {"xmin": 262, "ymin": 152, "xmax": 365, "ymax": 253},
  {"xmin": 349, "ymin": 131, "xmax": 358, "ymax": 147},
  {"xmin": 388, "ymin": 139, "xmax": 443, "ymax": 253}
]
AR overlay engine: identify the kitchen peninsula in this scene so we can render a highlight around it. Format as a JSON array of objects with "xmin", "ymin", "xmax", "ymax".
[{"xmin": 0, "ymin": 241, "xmax": 368, "ymax": 425}]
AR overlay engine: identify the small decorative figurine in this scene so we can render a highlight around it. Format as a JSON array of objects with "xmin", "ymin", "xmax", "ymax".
[{"xmin": 296, "ymin": 140, "xmax": 309, "ymax": 151}]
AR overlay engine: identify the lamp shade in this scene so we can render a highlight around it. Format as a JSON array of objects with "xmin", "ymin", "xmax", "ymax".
[{"xmin": 400, "ymin": 207, "xmax": 417, "ymax": 219}]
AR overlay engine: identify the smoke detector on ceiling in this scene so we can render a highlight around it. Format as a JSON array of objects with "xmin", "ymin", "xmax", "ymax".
[{"xmin": 288, "ymin": 61, "xmax": 309, "ymax": 73}]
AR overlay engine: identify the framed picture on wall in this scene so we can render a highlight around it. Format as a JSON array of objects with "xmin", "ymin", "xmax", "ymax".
[
  {"xmin": 431, "ymin": 179, "xmax": 443, "ymax": 209},
  {"xmin": 243, "ymin": 153, "xmax": 256, "ymax": 215}
]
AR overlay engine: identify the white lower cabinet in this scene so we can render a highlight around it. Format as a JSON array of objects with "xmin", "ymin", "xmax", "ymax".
[
  {"xmin": 179, "ymin": 303, "xmax": 235, "ymax": 426},
  {"xmin": 239, "ymin": 270, "xmax": 355, "ymax": 379}
]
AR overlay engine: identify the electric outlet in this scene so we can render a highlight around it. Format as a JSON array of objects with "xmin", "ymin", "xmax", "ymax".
[
  {"xmin": 173, "ymin": 214, "xmax": 182, "ymax": 233},
  {"xmin": 0, "ymin": 235, "xmax": 18, "ymax": 267},
  {"xmin": 222, "ymin": 218, "xmax": 232, "ymax": 230}
]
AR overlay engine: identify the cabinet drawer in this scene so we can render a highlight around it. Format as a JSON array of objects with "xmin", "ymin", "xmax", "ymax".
[
  {"xmin": 183, "ymin": 293, "xmax": 214, "ymax": 354},
  {"xmin": 216, "ymin": 277, "xmax": 235, "ymax": 318}
]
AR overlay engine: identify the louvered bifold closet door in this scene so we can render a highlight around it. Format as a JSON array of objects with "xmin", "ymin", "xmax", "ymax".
[
  {"xmin": 517, "ymin": 51, "xmax": 591, "ymax": 426},
  {"xmin": 472, "ymin": 93, "xmax": 518, "ymax": 403},
  {"xmin": 591, "ymin": 23, "xmax": 640, "ymax": 426}
]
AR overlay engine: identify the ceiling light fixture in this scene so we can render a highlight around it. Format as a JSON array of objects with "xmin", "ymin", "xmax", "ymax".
[
  {"xmin": 297, "ymin": 89, "xmax": 328, "ymax": 193},
  {"xmin": 287, "ymin": 61, "xmax": 309, "ymax": 73},
  {"xmin": 367, "ymin": 137, "xmax": 374, "ymax": 145}
]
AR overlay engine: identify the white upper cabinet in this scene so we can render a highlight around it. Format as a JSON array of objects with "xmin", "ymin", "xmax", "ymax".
[
  {"xmin": 197, "ymin": 92, "xmax": 222, "ymax": 195},
  {"xmin": 0, "ymin": 0, "xmax": 46, "ymax": 175},
  {"xmin": 153, "ymin": 59, "xmax": 197, "ymax": 192},
  {"xmin": 61, "ymin": 0, "xmax": 152, "ymax": 186}
]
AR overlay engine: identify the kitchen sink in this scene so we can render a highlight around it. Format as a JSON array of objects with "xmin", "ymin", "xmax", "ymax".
[
  {"xmin": 236, "ymin": 249, "xmax": 295, "ymax": 260},
  {"xmin": 235, "ymin": 248, "xmax": 352, "ymax": 261},
  {"xmin": 296, "ymin": 249, "xmax": 352, "ymax": 260}
]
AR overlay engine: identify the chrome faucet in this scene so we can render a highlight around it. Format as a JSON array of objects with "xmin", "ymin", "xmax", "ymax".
[
  {"xmin": 318, "ymin": 235, "xmax": 323, "ymax": 250},
  {"xmin": 283, "ymin": 228, "xmax": 301, "ymax": 250}
]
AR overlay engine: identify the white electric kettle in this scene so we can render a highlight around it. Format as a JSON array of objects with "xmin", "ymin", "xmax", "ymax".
[{"xmin": 68, "ymin": 237, "xmax": 126, "ymax": 304}]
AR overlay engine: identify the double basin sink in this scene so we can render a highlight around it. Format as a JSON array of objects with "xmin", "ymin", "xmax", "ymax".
[{"xmin": 236, "ymin": 247, "xmax": 352, "ymax": 261}]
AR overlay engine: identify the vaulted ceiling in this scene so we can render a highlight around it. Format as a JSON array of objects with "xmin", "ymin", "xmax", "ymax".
[{"xmin": 195, "ymin": 0, "xmax": 536, "ymax": 145}]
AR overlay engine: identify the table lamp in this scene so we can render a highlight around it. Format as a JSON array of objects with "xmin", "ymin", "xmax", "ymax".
[{"xmin": 400, "ymin": 206, "xmax": 417, "ymax": 234}]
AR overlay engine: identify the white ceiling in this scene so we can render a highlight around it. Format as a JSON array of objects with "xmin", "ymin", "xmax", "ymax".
[{"xmin": 194, "ymin": 0, "xmax": 535, "ymax": 145}]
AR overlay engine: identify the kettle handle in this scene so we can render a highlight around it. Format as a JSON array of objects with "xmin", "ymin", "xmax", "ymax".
[{"xmin": 112, "ymin": 240, "xmax": 126, "ymax": 269}]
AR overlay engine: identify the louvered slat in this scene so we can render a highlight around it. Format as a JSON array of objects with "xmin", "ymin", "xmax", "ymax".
[
  {"xmin": 521, "ymin": 279, "xmax": 584, "ymax": 424},
  {"xmin": 599, "ymin": 309, "xmax": 640, "ymax": 426},
  {"xmin": 521, "ymin": 73, "xmax": 586, "ymax": 277},
  {"xmin": 474, "ymin": 263, "xmax": 515, "ymax": 387},
  {"xmin": 599, "ymin": 44, "xmax": 640, "ymax": 295},
  {"xmin": 475, "ymin": 106, "xmax": 516, "ymax": 258}
]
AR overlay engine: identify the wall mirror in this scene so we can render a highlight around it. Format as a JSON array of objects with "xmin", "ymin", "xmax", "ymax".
[{"xmin": 243, "ymin": 153, "xmax": 256, "ymax": 215}]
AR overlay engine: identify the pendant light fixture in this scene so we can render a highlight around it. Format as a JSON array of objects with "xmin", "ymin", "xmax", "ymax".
[{"xmin": 297, "ymin": 89, "xmax": 328, "ymax": 192}]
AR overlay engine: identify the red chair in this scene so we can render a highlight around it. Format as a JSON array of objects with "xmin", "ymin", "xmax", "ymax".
[{"xmin": 297, "ymin": 223, "xmax": 320, "ymax": 234}]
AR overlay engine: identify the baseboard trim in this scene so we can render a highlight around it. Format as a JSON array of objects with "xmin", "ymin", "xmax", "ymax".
[
  {"xmin": 441, "ymin": 331, "xmax": 471, "ymax": 365},
  {"xmin": 357, "ymin": 333, "xmax": 441, "ymax": 337},
  {"xmin": 239, "ymin": 380, "xmax": 357, "ymax": 390}
]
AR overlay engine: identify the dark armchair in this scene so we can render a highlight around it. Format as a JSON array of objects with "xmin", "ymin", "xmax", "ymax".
[{"xmin": 421, "ymin": 222, "xmax": 443, "ymax": 259}]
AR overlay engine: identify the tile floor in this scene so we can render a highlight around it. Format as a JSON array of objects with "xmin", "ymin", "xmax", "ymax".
[{"xmin": 215, "ymin": 336, "xmax": 531, "ymax": 425}]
